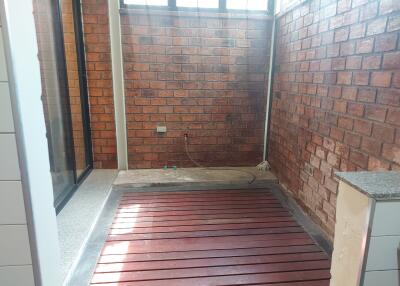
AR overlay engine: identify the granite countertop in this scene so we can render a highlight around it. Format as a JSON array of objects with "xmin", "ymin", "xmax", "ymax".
[{"xmin": 336, "ymin": 171, "xmax": 400, "ymax": 200}]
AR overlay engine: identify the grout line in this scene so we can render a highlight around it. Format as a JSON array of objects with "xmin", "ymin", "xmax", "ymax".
[
  {"xmin": 0, "ymin": 223, "xmax": 27, "ymax": 226},
  {"xmin": 0, "ymin": 264, "xmax": 32, "ymax": 268}
]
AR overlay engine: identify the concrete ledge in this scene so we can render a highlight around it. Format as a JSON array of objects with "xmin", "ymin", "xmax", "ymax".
[
  {"xmin": 58, "ymin": 170, "xmax": 118, "ymax": 285},
  {"xmin": 113, "ymin": 167, "xmax": 278, "ymax": 191},
  {"xmin": 336, "ymin": 171, "xmax": 400, "ymax": 200}
]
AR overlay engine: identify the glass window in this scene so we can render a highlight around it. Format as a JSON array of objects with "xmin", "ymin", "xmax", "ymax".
[
  {"xmin": 176, "ymin": 0, "xmax": 219, "ymax": 8},
  {"xmin": 61, "ymin": 0, "xmax": 89, "ymax": 179},
  {"xmin": 124, "ymin": 0, "xmax": 168, "ymax": 5},
  {"xmin": 33, "ymin": 0, "xmax": 93, "ymax": 211},
  {"xmin": 227, "ymin": 0, "xmax": 268, "ymax": 11},
  {"xmin": 33, "ymin": 0, "xmax": 76, "ymax": 207}
]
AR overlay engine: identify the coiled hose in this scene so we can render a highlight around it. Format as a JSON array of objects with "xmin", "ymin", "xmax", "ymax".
[{"xmin": 184, "ymin": 135, "xmax": 257, "ymax": 184}]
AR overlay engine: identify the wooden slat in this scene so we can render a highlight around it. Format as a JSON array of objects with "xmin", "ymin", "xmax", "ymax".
[
  {"xmin": 120, "ymin": 189, "xmax": 272, "ymax": 197},
  {"xmin": 110, "ymin": 220, "xmax": 298, "ymax": 233},
  {"xmin": 92, "ymin": 260, "xmax": 331, "ymax": 283},
  {"xmin": 120, "ymin": 192, "xmax": 274, "ymax": 201},
  {"xmin": 112, "ymin": 215, "xmax": 294, "ymax": 228},
  {"xmin": 115, "ymin": 210, "xmax": 292, "ymax": 222},
  {"xmin": 95, "ymin": 252, "xmax": 328, "ymax": 273},
  {"xmin": 102, "ymin": 237, "xmax": 315, "ymax": 255},
  {"xmin": 114, "ymin": 208, "xmax": 288, "ymax": 218},
  {"xmin": 119, "ymin": 198, "xmax": 280, "ymax": 207},
  {"xmin": 118, "ymin": 203, "xmax": 284, "ymax": 212},
  {"xmin": 90, "ymin": 269, "xmax": 331, "ymax": 286},
  {"xmin": 108, "ymin": 226, "xmax": 304, "ymax": 241},
  {"xmin": 98, "ymin": 245, "xmax": 321, "ymax": 264},
  {"xmin": 91, "ymin": 189, "xmax": 331, "ymax": 285},
  {"xmin": 119, "ymin": 195, "xmax": 277, "ymax": 204},
  {"xmin": 103, "ymin": 233, "xmax": 311, "ymax": 252}
]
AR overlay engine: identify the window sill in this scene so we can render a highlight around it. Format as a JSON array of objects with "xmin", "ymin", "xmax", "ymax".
[{"xmin": 120, "ymin": 8, "xmax": 273, "ymax": 20}]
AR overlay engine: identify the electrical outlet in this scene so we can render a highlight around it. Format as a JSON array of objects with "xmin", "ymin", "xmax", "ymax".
[{"xmin": 157, "ymin": 125, "xmax": 167, "ymax": 133}]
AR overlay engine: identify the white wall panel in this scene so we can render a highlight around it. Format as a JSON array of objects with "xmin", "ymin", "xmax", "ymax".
[
  {"xmin": 0, "ymin": 28, "xmax": 8, "ymax": 81},
  {"xmin": 371, "ymin": 201, "xmax": 400, "ymax": 236},
  {"xmin": 0, "ymin": 265, "xmax": 34, "ymax": 286},
  {"xmin": 0, "ymin": 225, "xmax": 32, "ymax": 266},
  {"xmin": 0, "ymin": 83, "xmax": 14, "ymax": 132},
  {"xmin": 363, "ymin": 270, "xmax": 399, "ymax": 286},
  {"xmin": 0, "ymin": 134, "xmax": 21, "ymax": 180},
  {"xmin": 0, "ymin": 181, "xmax": 26, "ymax": 224}
]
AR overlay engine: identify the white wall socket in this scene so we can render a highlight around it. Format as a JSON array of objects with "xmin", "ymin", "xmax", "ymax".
[{"xmin": 157, "ymin": 126, "xmax": 167, "ymax": 133}]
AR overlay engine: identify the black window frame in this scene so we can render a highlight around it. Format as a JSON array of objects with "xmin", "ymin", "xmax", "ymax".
[
  {"xmin": 120, "ymin": 0, "xmax": 273, "ymax": 15},
  {"xmin": 49, "ymin": 0, "xmax": 94, "ymax": 213}
]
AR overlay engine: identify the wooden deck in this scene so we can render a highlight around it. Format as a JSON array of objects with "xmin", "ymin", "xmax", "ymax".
[{"xmin": 90, "ymin": 189, "xmax": 331, "ymax": 286}]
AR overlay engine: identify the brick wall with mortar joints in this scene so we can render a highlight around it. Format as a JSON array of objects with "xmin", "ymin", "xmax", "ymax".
[
  {"xmin": 82, "ymin": 0, "xmax": 117, "ymax": 168},
  {"xmin": 121, "ymin": 13, "xmax": 273, "ymax": 168},
  {"xmin": 269, "ymin": 0, "xmax": 400, "ymax": 239}
]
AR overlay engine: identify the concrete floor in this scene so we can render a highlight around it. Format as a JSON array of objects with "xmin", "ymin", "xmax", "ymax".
[
  {"xmin": 57, "ymin": 169, "xmax": 118, "ymax": 284},
  {"xmin": 113, "ymin": 167, "xmax": 278, "ymax": 189}
]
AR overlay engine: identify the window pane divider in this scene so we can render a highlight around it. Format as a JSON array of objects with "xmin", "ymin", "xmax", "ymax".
[
  {"xmin": 168, "ymin": 0, "xmax": 176, "ymax": 8},
  {"xmin": 219, "ymin": 0, "xmax": 226, "ymax": 10}
]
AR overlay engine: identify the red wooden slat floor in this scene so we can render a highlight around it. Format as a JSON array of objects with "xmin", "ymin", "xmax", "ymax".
[{"xmin": 90, "ymin": 189, "xmax": 331, "ymax": 286}]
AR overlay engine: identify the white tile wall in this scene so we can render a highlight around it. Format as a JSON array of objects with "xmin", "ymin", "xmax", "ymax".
[
  {"xmin": 0, "ymin": 181, "xmax": 26, "ymax": 224},
  {"xmin": 366, "ymin": 235, "xmax": 400, "ymax": 271},
  {"xmin": 364, "ymin": 201, "xmax": 400, "ymax": 285},
  {"xmin": 3, "ymin": 1, "xmax": 63, "ymax": 283},
  {"xmin": 0, "ymin": 83, "xmax": 14, "ymax": 132},
  {"xmin": 0, "ymin": 134, "xmax": 21, "ymax": 180},
  {"xmin": 0, "ymin": 265, "xmax": 35, "ymax": 286},
  {"xmin": 0, "ymin": 225, "xmax": 32, "ymax": 266},
  {"xmin": 371, "ymin": 201, "xmax": 400, "ymax": 236},
  {"xmin": 363, "ymin": 270, "xmax": 399, "ymax": 286},
  {"xmin": 0, "ymin": 28, "xmax": 8, "ymax": 81},
  {"xmin": 0, "ymin": 17, "xmax": 34, "ymax": 286}
]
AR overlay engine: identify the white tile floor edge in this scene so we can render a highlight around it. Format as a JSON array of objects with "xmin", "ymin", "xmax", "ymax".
[{"xmin": 57, "ymin": 170, "xmax": 118, "ymax": 284}]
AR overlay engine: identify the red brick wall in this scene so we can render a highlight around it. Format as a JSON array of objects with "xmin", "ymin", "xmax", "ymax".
[
  {"xmin": 82, "ymin": 0, "xmax": 117, "ymax": 168},
  {"xmin": 269, "ymin": 0, "xmax": 400, "ymax": 239},
  {"xmin": 121, "ymin": 12, "xmax": 272, "ymax": 168}
]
